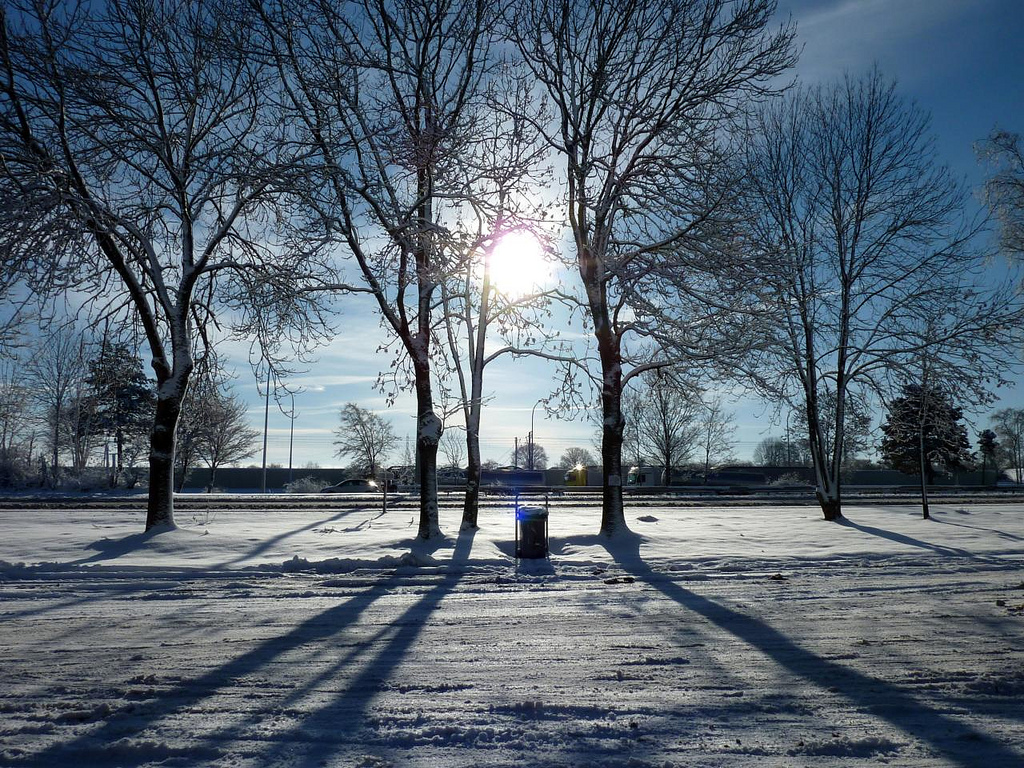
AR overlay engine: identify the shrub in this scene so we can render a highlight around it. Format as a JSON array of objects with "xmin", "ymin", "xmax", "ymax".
[{"xmin": 285, "ymin": 476, "xmax": 324, "ymax": 494}]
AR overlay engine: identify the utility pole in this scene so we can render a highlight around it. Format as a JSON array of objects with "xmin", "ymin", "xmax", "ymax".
[
  {"xmin": 785, "ymin": 409, "xmax": 793, "ymax": 466},
  {"xmin": 514, "ymin": 437, "xmax": 518, "ymax": 469},
  {"xmin": 287, "ymin": 391, "xmax": 295, "ymax": 485},
  {"xmin": 261, "ymin": 366, "xmax": 271, "ymax": 494}
]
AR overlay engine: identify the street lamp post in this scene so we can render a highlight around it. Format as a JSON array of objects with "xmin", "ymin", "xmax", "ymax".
[
  {"xmin": 529, "ymin": 400, "xmax": 542, "ymax": 470},
  {"xmin": 287, "ymin": 391, "xmax": 295, "ymax": 485},
  {"xmin": 785, "ymin": 408, "xmax": 793, "ymax": 466},
  {"xmin": 261, "ymin": 367, "xmax": 271, "ymax": 494}
]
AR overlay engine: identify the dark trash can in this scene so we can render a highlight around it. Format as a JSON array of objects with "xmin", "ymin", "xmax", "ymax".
[{"xmin": 515, "ymin": 505, "xmax": 549, "ymax": 559}]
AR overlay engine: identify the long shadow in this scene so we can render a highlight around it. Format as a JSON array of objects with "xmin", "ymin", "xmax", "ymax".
[
  {"xmin": 217, "ymin": 506, "xmax": 367, "ymax": 567},
  {"xmin": 247, "ymin": 528, "xmax": 477, "ymax": 766},
  {"xmin": 12, "ymin": 508, "xmax": 367, "ymax": 622},
  {"xmin": 930, "ymin": 515, "xmax": 1024, "ymax": 544},
  {"xmin": 69, "ymin": 506, "xmax": 363, "ymax": 567},
  {"xmin": 595, "ymin": 532, "xmax": 1024, "ymax": 768},
  {"xmin": 1, "ymin": 579, "xmax": 167, "ymax": 621},
  {"xmin": 71, "ymin": 528, "xmax": 170, "ymax": 564},
  {"xmin": 9, "ymin": 548, "xmax": 423, "ymax": 767},
  {"xmin": 838, "ymin": 517, "xmax": 982, "ymax": 559}
]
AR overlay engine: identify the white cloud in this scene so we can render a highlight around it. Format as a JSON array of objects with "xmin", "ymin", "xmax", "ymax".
[{"xmin": 787, "ymin": 0, "xmax": 984, "ymax": 83}]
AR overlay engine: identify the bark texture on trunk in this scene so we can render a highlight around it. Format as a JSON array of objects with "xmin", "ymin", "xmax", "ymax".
[
  {"xmin": 816, "ymin": 490, "xmax": 843, "ymax": 521},
  {"xmin": 415, "ymin": 372, "xmax": 443, "ymax": 539},
  {"xmin": 804, "ymin": 382, "xmax": 844, "ymax": 522},
  {"xmin": 599, "ymin": 362, "xmax": 629, "ymax": 536},
  {"xmin": 462, "ymin": 427, "xmax": 481, "ymax": 529},
  {"xmin": 146, "ymin": 393, "xmax": 180, "ymax": 530}
]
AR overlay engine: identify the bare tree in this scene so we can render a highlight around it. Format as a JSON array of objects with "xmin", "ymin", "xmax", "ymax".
[
  {"xmin": 439, "ymin": 428, "xmax": 466, "ymax": 470},
  {"xmin": 991, "ymin": 408, "xmax": 1024, "ymax": 481},
  {"xmin": 740, "ymin": 70, "xmax": 1023, "ymax": 521},
  {"xmin": 511, "ymin": 0, "xmax": 795, "ymax": 534},
  {"xmin": 64, "ymin": 387, "xmax": 101, "ymax": 474},
  {"xmin": 254, "ymin": 0, "xmax": 500, "ymax": 539},
  {"xmin": 334, "ymin": 403, "xmax": 399, "ymax": 479},
  {"xmin": 559, "ymin": 447, "xmax": 595, "ymax": 469},
  {"xmin": 634, "ymin": 375, "xmax": 700, "ymax": 484},
  {"xmin": 174, "ymin": 402, "xmax": 203, "ymax": 494},
  {"xmin": 791, "ymin": 391, "xmax": 874, "ymax": 470},
  {"xmin": 25, "ymin": 326, "xmax": 88, "ymax": 484},
  {"xmin": 979, "ymin": 130, "xmax": 1024, "ymax": 258},
  {"xmin": 176, "ymin": 356, "xmax": 259, "ymax": 492},
  {"xmin": 0, "ymin": 0, "xmax": 330, "ymax": 529},
  {"xmin": 695, "ymin": 397, "xmax": 735, "ymax": 483},
  {"xmin": 752, "ymin": 437, "xmax": 789, "ymax": 466},
  {"xmin": 437, "ymin": 74, "xmax": 563, "ymax": 528},
  {"xmin": 513, "ymin": 442, "xmax": 548, "ymax": 471},
  {"xmin": 196, "ymin": 387, "xmax": 260, "ymax": 493},
  {"xmin": 0, "ymin": 359, "xmax": 36, "ymax": 486}
]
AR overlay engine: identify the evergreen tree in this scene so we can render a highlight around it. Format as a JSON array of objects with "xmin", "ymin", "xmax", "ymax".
[
  {"xmin": 978, "ymin": 429, "xmax": 999, "ymax": 486},
  {"xmin": 879, "ymin": 384, "xmax": 973, "ymax": 484},
  {"xmin": 87, "ymin": 343, "xmax": 155, "ymax": 487}
]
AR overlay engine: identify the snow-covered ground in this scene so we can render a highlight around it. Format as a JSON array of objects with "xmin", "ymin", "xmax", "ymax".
[{"xmin": 1, "ymin": 496, "xmax": 1023, "ymax": 767}]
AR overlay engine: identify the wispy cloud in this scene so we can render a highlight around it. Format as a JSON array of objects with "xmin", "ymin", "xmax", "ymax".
[{"xmin": 787, "ymin": 0, "xmax": 984, "ymax": 83}]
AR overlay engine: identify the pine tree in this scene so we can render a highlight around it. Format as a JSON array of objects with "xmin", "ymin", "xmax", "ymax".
[
  {"xmin": 880, "ymin": 385, "xmax": 973, "ymax": 486},
  {"xmin": 87, "ymin": 343, "xmax": 155, "ymax": 487},
  {"xmin": 978, "ymin": 429, "xmax": 999, "ymax": 487}
]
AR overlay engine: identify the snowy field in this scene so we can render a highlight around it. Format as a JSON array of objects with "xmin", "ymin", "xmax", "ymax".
[{"xmin": 1, "ymin": 495, "xmax": 1023, "ymax": 768}]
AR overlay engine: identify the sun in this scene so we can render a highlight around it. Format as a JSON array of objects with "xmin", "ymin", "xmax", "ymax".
[{"xmin": 488, "ymin": 230, "xmax": 550, "ymax": 298}]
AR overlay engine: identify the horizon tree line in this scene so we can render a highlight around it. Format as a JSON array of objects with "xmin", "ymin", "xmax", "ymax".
[{"xmin": 2, "ymin": 0, "xmax": 1022, "ymax": 536}]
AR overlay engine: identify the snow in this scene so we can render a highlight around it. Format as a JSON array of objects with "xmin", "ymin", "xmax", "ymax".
[{"xmin": 1, "ymin": 495, "xmax": 1023, "ymax": 767}]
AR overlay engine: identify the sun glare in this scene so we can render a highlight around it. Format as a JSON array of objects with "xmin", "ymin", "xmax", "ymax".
[{"xmin": 488, "ymin": 231, "xmax": 550, "ymax": 297}]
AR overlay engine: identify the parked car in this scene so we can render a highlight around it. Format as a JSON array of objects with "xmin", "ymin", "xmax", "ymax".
[{"xmin": 321, "ymin": 478, "xmax": 380, "ymax": 493}]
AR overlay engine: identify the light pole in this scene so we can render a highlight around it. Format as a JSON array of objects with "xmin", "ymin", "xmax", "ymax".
[
  {"xmin": 287, "ymin": 391, "xmax": 295, "ymax": 485},
  {"xmin": 529, "ymin": 399, "xmax": 542, "ymax": 470},
  {"xmin": 785, "ymin": 409, "xmax": 793, "ymax": 466},
  {"xmin": 261, "ymin": 366, "xmax": 271, "ymax": 494}
]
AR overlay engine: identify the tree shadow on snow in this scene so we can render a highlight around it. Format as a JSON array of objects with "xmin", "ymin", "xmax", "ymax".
[
  {"xmin": 837, "ymin": 517, "xmax": 984, "ymax": 560},
  {"xmin": 928, "ymin": 513, "xmax": 1024, "ymax": 544},
  {"xmin": 72, "ymin": 527, "xmax": 172, "ymax": 564},
  {"xmin": 68, "ymin": 506, "xmax": 367, "ymax": 567},
  {"xmin": 215, "ymin": 506, "xmax": 366, "ymax": 567},
  {"xmin": 595, "ymin": 533, "xmax": 1024, "ymax": 768},
  {"xmin": 245, "ymin": 526, "xmax": 479, "ymax": 766},
  {"xmin": 11, "ymin": 529, "xmax": 477, "ymax": 768}
]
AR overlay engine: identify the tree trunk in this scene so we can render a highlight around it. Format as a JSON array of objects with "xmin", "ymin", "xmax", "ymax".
[
  {"xmin": 50, "ymin": 411, "xmax": 60, "ymax": 488},
  {"xmin": 146, "ymin": 391, "xmax": 181, "ymax": 530},
  {"xmin": 462, "ymin": 423, "xmax": 481, "ymax": 529},
  {"xmin": 816, "ymin": 489, "xmax": 843, "ymax": 521},
  {"xmin": 116, "ymin": 427, "xmax": 125, "ymax": 486},
  {"xmin": 599, "ymin": 360, "xmax": 629, "ymax": 535},
  {"xmin": 414, "ymin": 369, "xmax": 443, "ymax": 540},
  {"xmin": 919, "ymin": 424, "xmax": 930, "ymax": 520},
  {"xmin": 805, "ymin": 386, "xmax": 843, "ymax": 521}
]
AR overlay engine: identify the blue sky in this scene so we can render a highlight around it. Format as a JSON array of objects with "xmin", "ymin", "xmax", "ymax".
[{"xmin": 229, "ymin": 0, "xmax": 1024, "ymax": 471}]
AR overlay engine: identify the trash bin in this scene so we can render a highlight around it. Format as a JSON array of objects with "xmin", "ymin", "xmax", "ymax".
[{"xmin": 515, "ymin": 505, "xmax": 548, "ymax": 559}]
